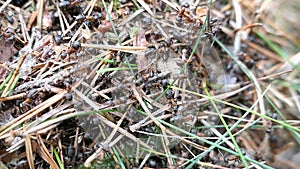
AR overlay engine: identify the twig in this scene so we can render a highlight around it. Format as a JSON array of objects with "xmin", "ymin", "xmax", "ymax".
[
  {"xmin": 36, "ymin": 135, "xmax": 60, "ymax": 169},
  {"xmin": 232, "ymin": 0, "xmax": 242, "ymax": 55},
  {"xmin": 137, "ymin": 0, "xmax": 154, "ymax": 16},
  {"xmin": 220, "ymin": 26, "xmax": 283, "ymax": 62},
  {"xmin": 0, "ymin": 0, "xmax": 12, "ymax": 13},
  {"xmin": 84, "ymin": 110, "xmax": 128, "ymax": 167},
  {"xmin": 0, "ymin": 92, "xmax": 26, "ymax": 102},
  {"xmin": 25, "ymin": 134, "xmax": 35, "ymax": 169},
  {"xmin": 81, "ymin": 43, "xmax": 147, "ymax": 52},
  {"xmin": 0, "ymin": 90, "xmax": 67, "ymax": 137}
]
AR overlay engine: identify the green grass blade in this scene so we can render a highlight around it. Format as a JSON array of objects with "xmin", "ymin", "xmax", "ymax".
[
  {"xmin": 0, "ymin": 72, "xmax": 13, "ymax": 91},
  {"xmin": 185, "ymin": 84, "xmax": 272, "ymax": 168},
  {"xmin": 202, "ymin": 85, "xmax": 249, "ymax": 168},
  {"xmin": 112, "ymin": 146, "xmax": 126, "ymax": 169},
  {"xmin": 157, "ymin": 118, "xmax": 274, "ymax": 169},
  {"xmin": 213, "ymin": 38, "xmax": 296, "ymax": 130},
  {"xmin": 170, "ymin": 86, "xmax": 300, "ymax": 133},
  {"xmin": 6, "ymin": 74, "xmax": 20, "ymax": 96},
  {"xmin": 256, "ymin": 32, "xmax": 288, "ymax": 60},
  {"xmin": 101, "ymin": 0, "xmax": 136, "ymax": 78},
  {"xmin": 54, "ymin": 147, "xmax": 65, "ymax": 169}
]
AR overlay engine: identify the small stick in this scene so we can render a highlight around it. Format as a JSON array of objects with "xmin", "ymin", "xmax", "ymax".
[
  {"xmin": 0, "ymin": 92, "xmax": 26, "ymax": 102},
  {"xmin": 0, "ymin": 91, "xmax": 67, "ymax": 137},
  {"xmin": 0, "ymin": 0, "xmax": 13, "ymax": 13},
  {"xmin": 81, "ymin": 43, "xmax": 147, "ymax": 51}
]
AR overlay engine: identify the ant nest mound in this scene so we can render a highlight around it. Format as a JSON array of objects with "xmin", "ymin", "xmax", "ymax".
[{"xmin": 75, "ymin": 11, "xmax": 226, "ymax": 157}]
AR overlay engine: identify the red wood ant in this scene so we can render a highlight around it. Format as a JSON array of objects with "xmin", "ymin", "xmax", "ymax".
[{"xmin": 176, "ymin": 2, "xmax": 205, "ymax": 27}]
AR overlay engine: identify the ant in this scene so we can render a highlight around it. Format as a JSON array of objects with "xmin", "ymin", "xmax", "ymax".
[
  {"xmin": 238, "ymin": 52, "xmax": 255, "ymax": 69},
  {"xmin": 75, "ymin": 13, "xmax": 104, "ymax": 22},
  {"xmin": 0, "ymin": 27, "xmax": 15, "ymax": 44},
  {"xmin": 176, "ymin": 2, "xmax": 204, "ymax": 27},
  {"xmin": 58, "ymin": 0, "xmax": 82, "ymax": 9},
  {"xmin": 266, "ymin": 113, "xmax": 278, "ymax": 133}
]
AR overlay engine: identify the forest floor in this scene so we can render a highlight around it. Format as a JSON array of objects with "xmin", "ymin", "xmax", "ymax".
[{"xmin": 0, "ymin": 0, "xmax": 299, "ymax": 169}]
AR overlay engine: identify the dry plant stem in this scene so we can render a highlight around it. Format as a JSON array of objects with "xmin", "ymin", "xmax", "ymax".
[
  {"xmin": 221, "ymin": 26, "xmax": 268, "ymax": 126},
  {"xmin": 138, "ymin": 153, "xmax": 152, "ymax": 169},
  {"xmin": 290, "ymin": 88, "xmax": 300, "ymax": 115},
  {"xmin": 37, "ymin": 0, "xmax": 44, "ymax": 31},
  {"xmin": 63, "ymin": 0, "xmax": 95, "ymax": 37},
  {"xmin": 69, "ymin": 25, "xmax": 82, "ymax": 44},
  {"xmin": 239, "ymin": 132, "xmax": 258, "ymax": 152},
  {"xmin": 84, "ymin": 0, "xmax": 97, "ymax": 16},
  {"xmin": 0, "ymin": 63, "xmax": 11, "ymax": 71},
  {"xmin": 0, "ymin": 92, "xmax": 26, "ymax": 102},
  {"xmin": 162, "ymin": 136, "xmax": 175, "ymax": 169},
  {"xmin": 131, "ymin": 85, "xmax": 168, "ymax": 132},
  {"xmin": 56, "ymin": 3, "xmax": 65, "ymax": 32},
  {"xmin": 90, "ymin": 54, "xmax": 112, "ymax": 88},
  {"xmin": 139, "ymin": 114, "xmax": 171, "ymax": 126},
  {"xmin": 73, "ymin": 88, "xmax": 100, "ymax": 109},
  {"xmin": 58, "ymin": 137, "xmax": 64, "ymax": 168},
  {"xmin": 72, "ymin": 127, "xmax": 80, "ymax": 167},
  {"xmin": 143, "ymin": 94, "xmax": 168, "ymax": 109},
  {"xmin": 0, "ymin": 0, "xmax": 27, "ymax": 14},
  {"xmin": 83, "ymin": 51, "xmax": 110, "ymax": 71},
  {"xmin": 83, "ymin": 112, "xmax": 156, "ymax": 167},
  {"xmin": 36, "ymin": 135, "xmax": 60, "ymax": 169},
  {"xmin": 201, "ymin": 119, "xmax": 238, "ymax": 150},
  {"xmin": 278, "ymin": 52, "xmax": 300, "ymax": 72},
  {"xmin": 258, "ymin": 69, "xmax": 292, "ymax": 81},
  {"xmin": 118, "ymin": 9, "xmax": 145, "ymax": 26},
  {"xmin": 219, "ymin": 26, "xmax": 283, "ymax": 62},
  {"xmin": 129, "ymin": 104, "xmax": 170, "ymax": 132},
  {"xmin": 81, "ymin": 43, "xmax": 147, "ymax": 52},
  {"xmin": 131, "ymin": 86, "xmax": 166, "ymax": 129},
  {"xmin": 234, "ymin": 23, "xmax": 263, "ymax": 33},
  {"xmin": 25, "ymin": 134, "xmax": 35, "ymax": 169},
  {"xmin": 84, "ymin": 111, "xmax": 128, "ymax": 166},
  {"xmin": 35, "ymin": 62, "xmax": 51, "ymax": 79},
  {"xmin": 84, "ymin": 111, "xmax": 127, "ymax": 166},
  {"xmin": 81, "ymin": 81, "xmax": 110, "ymax": 100},
  {"xmin": 33, "ymin": 35, "xmax": 51, "ymax": 51},
  {"xmin": 203, "ymin": 111, "xmax": 254, "ymax": 123},
  {"xmin": 183, "ymin": 83, "xmax": 252, "ymax": 104},
  {"xmin": 0, "ymin": 0, "xmax": 12, "ymax": 13},
  {"xmin": 232, "ymin": 0, "xmax": 242, "ymax": 55},
  {"xmin": 36, "ymin": 123, "xmax": 60, "ymax": 135},
  {"xmin": 182, "ymin": 142, "xmax": 196, "ymax": 157},
  {"xmin": 73, "ymin": 88, "xmax": 156, "ymax": 155},
  {"xmin": 137, "ymin": 0, "xmax": 154, "ymax": 16},
  {"xmin": 25, "ymin": 108, "xmax": 76, "ymax": 135},
  {"xmin": 269, "ymin": 85, "xmax": 294, "ymax": 106},
  {"xmin": 131, "ymin": 112, "xmax": 206, "ymax": 150},
  {"xmin": 62, "ymin": 9, "xmax": 71, "ymax": 30},
  {"xmin": 27, "ymin": 11, "xmax": 38, "ymax": 30},
  {"xmin": 0, "ymin": 90, "xmax": 67, "ymax": 137},
  {"xmin": 19, "ymin": 13, "xmax": 30, "ymax": 42},
  {"xmin": 131, "ymin": 85, "xmax": 207, "ymax": 153},
  {"xmin": 161, "ymin": 0, "xmax": 179, "ymax": 11}
]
